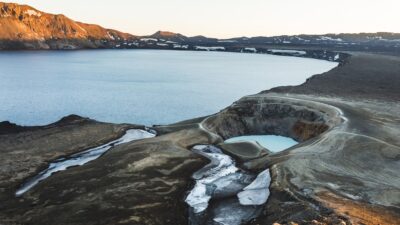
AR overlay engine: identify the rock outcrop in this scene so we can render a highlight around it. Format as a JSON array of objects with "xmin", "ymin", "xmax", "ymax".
[{"xmin": 0, "ymin": 2, "xmax": 136, "ymax": 49}]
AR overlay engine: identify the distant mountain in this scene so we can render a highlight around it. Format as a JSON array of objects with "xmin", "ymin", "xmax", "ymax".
[
  {"xmin": 148, "ymin": 31, "xmax": 188, "ymax": 42},
  {"xmin": 226, "ymin": 32, "xmax": 400, "ymax": 46},
  {"xmin": 188, "ymin": 35, "xmax": 218, "ymax": 44},
  {"xmin": 143, "ymin": 31, "xmax": 217, "ymax": 43},
  {"xmin": 0, "ymin": 2, "xmax": 400, "ymax": 54},
  {"xmin": 0, "ymin": 2, "xmax": 136, "ymax": 49}
]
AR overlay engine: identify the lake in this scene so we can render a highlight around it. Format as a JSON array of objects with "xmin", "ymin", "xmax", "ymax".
[
  {"xmin": 225, "ymin": 135, "xmax": 298, "ymax": 152},
  {"xmin": 0, "ymin": 50, "xmax": 337, "ymax": 126}
]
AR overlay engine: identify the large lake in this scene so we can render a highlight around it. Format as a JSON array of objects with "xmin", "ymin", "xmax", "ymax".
[{"xmin": 0, "ymin": 50, "xmax": 337, "ymax": 126}]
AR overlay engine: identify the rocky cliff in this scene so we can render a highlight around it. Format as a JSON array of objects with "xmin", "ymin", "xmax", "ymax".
[{"xmin": 0, "ymin": 2, "xmax": 136, "ymax": 49}]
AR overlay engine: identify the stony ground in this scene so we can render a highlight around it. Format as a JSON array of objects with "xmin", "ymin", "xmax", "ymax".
[{"xmin": 0, "ymin": 53, "xmax": 399, "ymax": 225}]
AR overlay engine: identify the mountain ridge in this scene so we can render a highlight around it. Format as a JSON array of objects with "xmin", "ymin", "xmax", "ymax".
[
  {"xmin": 1, "ymin": 2, "xmax": 400, "ymax": 53},
  {"xmin": 0, "ymin": 2, "xmax": 136, "ymax": 49}
]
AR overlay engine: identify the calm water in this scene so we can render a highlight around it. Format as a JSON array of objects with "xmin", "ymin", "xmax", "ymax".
[
  {"xmin": 225, "ymin": 135, "xmax": 298, "ymax": 152},
  {"xmin": 0, "ymin": 50, "xmax": 337, "ymax": 126}
]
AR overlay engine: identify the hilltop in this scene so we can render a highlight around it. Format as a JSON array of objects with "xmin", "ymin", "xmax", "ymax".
[{"xmin": 0, "ymin": 2, "xmax": 135, "ymax": 49}]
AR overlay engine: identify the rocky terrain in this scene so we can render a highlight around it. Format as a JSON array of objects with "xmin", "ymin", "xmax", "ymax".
[
  {"xmin": 0, "ymin": 52, "xmax": 399, "ymax": 225},
  {"xmin": 267, "ymin": 53, "xmax": 400, "ymax": 101},
  {"xmin": 0, "ymin": 2, "xmax": 399, "ymax": 224},
  {"xmin": 0, "ymin": 2, "xmax": 136, "ymax": 49}
]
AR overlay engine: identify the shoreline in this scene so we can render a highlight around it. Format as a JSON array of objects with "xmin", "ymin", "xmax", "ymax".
[
  {"xmin": 0, "ymin": 46, "xmax": 348, "ymax": 63},
  {"xmin": 0, "ymin": 49, "xmax": 340, "ymax": 127},
  {"xmin": 0, "ymin": 52, "xmax": 399, "ymax": 225},
  {"xmin": 0, "ymin": 50, "xmax": 338, "ymax": 126}
]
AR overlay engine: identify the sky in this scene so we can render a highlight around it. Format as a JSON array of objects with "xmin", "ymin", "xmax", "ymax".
[{"xmin": 6, "ymin": 0, "xmax": 400, "ymax": 38}]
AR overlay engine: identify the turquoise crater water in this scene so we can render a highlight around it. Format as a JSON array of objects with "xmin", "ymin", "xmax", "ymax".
[
  {"xmin": 225, "ymin": 135, "xmax": 298, "ymax": 152},
  {"xmin": 0, "ymin": 50, "xmax": 337, "ymax": 125}
]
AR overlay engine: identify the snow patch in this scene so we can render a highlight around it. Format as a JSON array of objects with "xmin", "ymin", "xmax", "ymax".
[
  {"xmin": 243, "ymin": 48, "xmax": 257, "ymax": 53},
  {"xmin": 185, "ymin": 145, "xmax": 238, "ymax": 213},
  {"xmin": 317, "ymin": 36, "xmax": 343, "ymax": 42},
  {"xmin": 128, "ymin": 42, "xmax": 139, "ymax": 47},
  {"xmin": 218, "ymin": 40, "xmax": 238, "ymax": 43},
  {"xmin": 16, "ymin": 129, "xmax": 155, "ymax": 197},
  {"xmin": 269, "ymin": 49, "xmax": 307, "ymax": 55},
  {"xmin": 140, "ymin": 38, "xmax": 158, "ymax": 42},
  {"xmin": 25, "ymin": 9, "xmax": 42, "ymax": 17},
  {"xmin": 237, "ymin": 169, "xmax": 271, "ymax": 205},
  {"xmin": 156, "ymin": 43, "xmax": 168, "ymax": 47},
  {"xmin": 107, "ymin": 32, "xmax": 115, "ymax": 40},
  {"xmin": 173, "ymin": 44, "xmax": 188, "ymax": 49},
  {"xmin": 195, "ymin": 46, "xmax": 225, "ymax": 51}
]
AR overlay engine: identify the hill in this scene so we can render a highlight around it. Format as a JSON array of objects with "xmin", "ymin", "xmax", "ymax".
[{"xmin": 0, "ymin": 2, "xmax": 136, "ymax": 49}]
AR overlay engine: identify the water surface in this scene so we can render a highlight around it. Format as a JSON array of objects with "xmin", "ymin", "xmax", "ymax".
[
  {"xmin": 0, "ymin": 50, "xmax": 337, "ymax": 125},
  {"xmin": 225, "ymin": 135, "xmax": 298, "ymax": 152}
]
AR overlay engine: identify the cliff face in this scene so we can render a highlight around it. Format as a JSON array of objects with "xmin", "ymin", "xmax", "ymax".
[{"xmin": 0, "ymin": 2, "xmax": 136, "ymax": 49}]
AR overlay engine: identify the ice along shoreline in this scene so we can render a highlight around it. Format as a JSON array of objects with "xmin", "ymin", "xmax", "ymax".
[{"xmin": 15, "ymin": 129, "xmax": 156, "ymax": 197}]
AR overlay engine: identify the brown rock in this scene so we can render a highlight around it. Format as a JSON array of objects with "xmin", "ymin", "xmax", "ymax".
[{"xmin": 0, "ymin": 2, "xmax": 136, "ymax": 49}]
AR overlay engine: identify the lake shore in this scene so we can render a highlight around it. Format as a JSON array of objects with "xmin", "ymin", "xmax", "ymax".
[
  {"xmin": 1, "ymin": 52, "xmax": 399, "ymax": 225},
  {"xmin": 0, "ymin": 50, "xmax": 337, "ymax": 126}
]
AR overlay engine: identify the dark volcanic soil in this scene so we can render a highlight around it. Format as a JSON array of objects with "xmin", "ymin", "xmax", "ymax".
[
  {"xmin": 0, "ymin": 53, "xmax": 399, "ymax": 225},
  {"xmin": 0, "ymin": 115, "xmax": 132, "ymax": 201},
  {"xmin": 0, "ymin": 116, "xmax": 217, "ymax": 225},
  {"xmin": 266, "ymin": 53, "xmax": 400, "ymax": 101}
]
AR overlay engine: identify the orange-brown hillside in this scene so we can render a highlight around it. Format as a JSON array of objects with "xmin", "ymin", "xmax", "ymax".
[{"xmin": 0, "ymin": 2, "xmax": 136, "ymax": 49}]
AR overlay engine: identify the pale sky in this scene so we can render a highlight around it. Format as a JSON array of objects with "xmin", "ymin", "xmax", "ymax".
[{"xmin": 6, "ymin": 0, "xmax": 400, "ymax": 38}]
